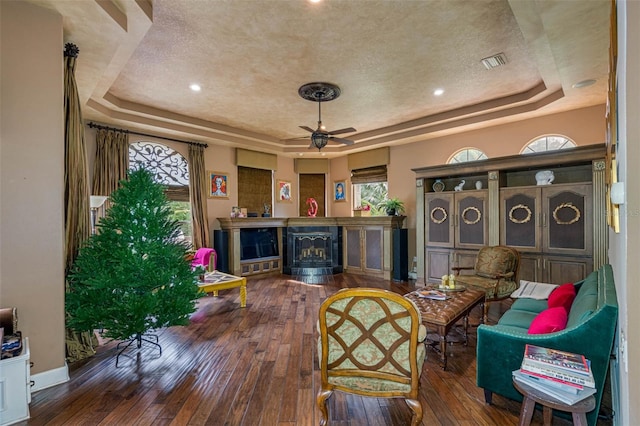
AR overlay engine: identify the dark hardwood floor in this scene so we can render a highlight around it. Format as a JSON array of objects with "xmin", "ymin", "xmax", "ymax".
[{"xmin": 22, "ymin": 274, "xmax": 612, "ymax": 425}]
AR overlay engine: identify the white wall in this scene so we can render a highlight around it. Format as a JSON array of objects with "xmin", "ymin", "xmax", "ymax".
[
  {"xmin": 0, "ymin": 1, "xmax": 66, "ymax": 376},
  {"xmin": 609, "ymin": 1, "xmax": 639, "ymax": 424}
]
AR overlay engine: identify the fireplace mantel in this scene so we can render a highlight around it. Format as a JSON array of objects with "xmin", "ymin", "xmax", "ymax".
[
  {"xmin": 218, "ymin": 216, "xmax": 405, "ymax": 229},
  {"xmin": 217, "ymin": 216, "xmax": 406, "ymax": 278}
]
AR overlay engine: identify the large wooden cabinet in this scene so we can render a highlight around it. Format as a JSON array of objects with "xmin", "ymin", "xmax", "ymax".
[
  {"xmin": 500, "ymin": 184, "xmax": 593, "ymax": 283},
  {"xmin": 425, "ymin": 190, "xmax": 488, "ymax": 282},
  {"xmin": 413, "ymin": 145, "xmax": 608, "ymax": 285}
]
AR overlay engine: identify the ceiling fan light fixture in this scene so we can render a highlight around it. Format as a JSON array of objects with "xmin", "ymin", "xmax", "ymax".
[{"xmin": 311, "ymin": 132, "xmax": 329, "ymax": 150}]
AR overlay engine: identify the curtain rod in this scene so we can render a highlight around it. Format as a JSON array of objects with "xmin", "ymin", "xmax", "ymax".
[{"xmin": 87, "ymin": 122, "xmax": 208, "ymax": 148}]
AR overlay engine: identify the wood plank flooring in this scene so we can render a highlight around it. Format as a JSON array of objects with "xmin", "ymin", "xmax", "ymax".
[{"xmin": 22, "ymin": 274, "xmax": 613, "ymax": 425}]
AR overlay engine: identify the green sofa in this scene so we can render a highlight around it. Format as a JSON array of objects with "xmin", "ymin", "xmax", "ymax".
[{"xmin": 476, "ymin": 264, "xmax": 618, "ymax": 426}]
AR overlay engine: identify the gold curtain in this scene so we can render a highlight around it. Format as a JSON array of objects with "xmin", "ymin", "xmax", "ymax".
[
  {"xmin": 188, "ymin": 144, "xmax": 210, "ymax": 249},
  {"xmin": 92, "ymin": 128, "xmax": 129, "ymax": 197},
  {"xmin": 64, "ymin": 43, "xmax": 91, "ymax": 272},
  {"xmin": 63, "ymin": 43, "xmax": 96, "ymax": 362}
]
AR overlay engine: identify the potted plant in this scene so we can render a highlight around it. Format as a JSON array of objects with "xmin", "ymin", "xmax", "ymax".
[{"xmin": 379, "ymin": 197, "xmax": 405, "ymax": 216}]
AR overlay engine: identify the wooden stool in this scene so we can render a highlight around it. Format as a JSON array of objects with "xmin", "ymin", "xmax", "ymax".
[{"xmin": 513, "ymin": 377, "xmax": 596, "ymax": 426}]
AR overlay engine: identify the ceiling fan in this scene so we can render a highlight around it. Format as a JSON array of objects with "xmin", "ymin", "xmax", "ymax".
[{"xmin": 297, "ymin": 82, "xmax": 356, "ymax": 151}]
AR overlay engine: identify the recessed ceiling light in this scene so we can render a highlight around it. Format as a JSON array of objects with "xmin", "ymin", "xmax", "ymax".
[
  {"xmin": 309, "ymin": 0, "xmax": 322, "ymax": 3},
  {"xmin": 572, "ymin": 79, "xmax": 596, "ymax": 89},
  {"xmin": 189, "ymin": 83, "xmax": 201, "ymax": 92},
  {"xmin": 434, "ymin": 88, "xmax": 444, "ymax": 96}
]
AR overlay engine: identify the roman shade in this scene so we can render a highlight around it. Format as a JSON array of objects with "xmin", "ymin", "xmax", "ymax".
[{"xmin": 236, "ymin": 148, "xmax": 277, "ymax": 170}]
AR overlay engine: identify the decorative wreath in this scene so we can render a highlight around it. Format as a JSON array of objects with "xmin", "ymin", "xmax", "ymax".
[
  {"xmin": 552, "ymin": 202, "xmax": 581, "ymax": 225},
  {"xmin": 461, "ymin": 206, "xmax": 482, "ymax": 225},
  {"xmin": 508, "ymin": 204, "xmax": 532, "ymax": 224},
  {"xmin": 430, "ymin": 206, "xmax": 448, "ymax": 224}
]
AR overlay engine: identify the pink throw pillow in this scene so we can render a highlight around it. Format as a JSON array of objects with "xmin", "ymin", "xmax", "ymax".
[
  {"xmin": 528, "ymin": 307, "xmax": 568, "ymax": 334},
  {"xmin": 547, "ymin": 283, "xmax": 576, "ymax": 313}
]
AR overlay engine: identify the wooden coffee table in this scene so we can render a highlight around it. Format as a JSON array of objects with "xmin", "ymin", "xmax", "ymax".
[
  {"xmin": 198, "ymin": 271, "xmax": 247, "ymax": 307},
  {"xmin": 405, "ymin": 286, "xmax": 484, "ymax": 370}
]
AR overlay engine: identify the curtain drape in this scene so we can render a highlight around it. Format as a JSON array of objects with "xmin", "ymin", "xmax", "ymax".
[
  {"xmin": 92, "ymin": 128, "xmax": 129, "ymax": 197},
  {"xmin": 188, "ymin": 144, "xmax": 210, "ymax": 249},
  {"xmin": 63, "ymin": 43, "xmax": 96, "ymax": 363}
]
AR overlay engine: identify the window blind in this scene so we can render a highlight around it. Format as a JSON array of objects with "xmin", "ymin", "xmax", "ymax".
[{"xmin": 350, "ymin": 165, "xmax": 388, "ymax": 184}]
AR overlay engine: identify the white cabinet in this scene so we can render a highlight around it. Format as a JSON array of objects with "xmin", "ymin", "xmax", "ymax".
[{"xmin": 0, "ymin": 337, "xmax": 30, "ymax": 425}]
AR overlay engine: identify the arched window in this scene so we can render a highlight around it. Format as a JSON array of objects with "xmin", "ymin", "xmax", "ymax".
[
  {"xmin": 129, "ymin": 141, "xmax": 191, "ymax": 243},
  {"xmin": 448, "ymin": 148, "xmax": 488, "ymax": 164},
  {"xmin": 521, "ymin": 135, "xmax": 576, "ymax": 154}
]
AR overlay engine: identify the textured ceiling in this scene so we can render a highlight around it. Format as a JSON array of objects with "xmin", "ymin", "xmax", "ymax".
[{"xmin": 30, "ymin": 0, "xmax": 611, "ymax": 157}]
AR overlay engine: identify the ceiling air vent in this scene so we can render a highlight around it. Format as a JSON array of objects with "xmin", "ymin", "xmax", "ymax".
[{"xmin": 481, "ymin": 53, "xmax": 508, "ymax": 70}]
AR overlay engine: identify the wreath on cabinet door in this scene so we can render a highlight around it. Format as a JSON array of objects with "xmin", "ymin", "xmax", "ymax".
[
  {"xmin": 508, "ymin": 204, "xmax": 532, "ymax": 224},
  {"xmin": 552, "ymin": 202, "xmax": 581, "ymax": 225},
  {"xmin": 461, "ymin": 206, "xmax": 482, "ymax": 225},
  {"xmin": 430, "ymin": 206, "xmax": 447, "ymax": 224}
]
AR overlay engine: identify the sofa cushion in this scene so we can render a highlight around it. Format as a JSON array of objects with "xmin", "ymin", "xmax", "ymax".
[
  {"xmin": 528, "ymin": 307, "xmax": 568, "ymax": 334},
  {"xmin": 498, "ymin": 309, "xmax": 539, "ymax": 330},
  {"xmin": 566, "ymin": 293, "xmax": 598, "ymax": 328},
  {"xmin": 547, "ymin": 283, "xmax": 576, "ymax": 312},
  {"xmin": 510, "ymin": 298, "xmax": 548, "ymax": 314}
]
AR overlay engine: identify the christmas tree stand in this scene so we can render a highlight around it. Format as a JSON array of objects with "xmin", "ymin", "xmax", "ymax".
[{"xmin": 115, "ymin": 333, "xmax": 162, "ymax": 367}]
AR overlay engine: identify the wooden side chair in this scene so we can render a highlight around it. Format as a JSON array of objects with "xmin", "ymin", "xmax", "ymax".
[
  {"xmin": 452, "ymin": 245, "xmax": 520, "ymax": 323},
  {"xmin": 316, "ymin": 288, "xmax": 427, "ymax": 426}
]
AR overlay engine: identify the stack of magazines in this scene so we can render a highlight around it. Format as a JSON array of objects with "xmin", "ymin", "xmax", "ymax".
[{"xmin": 512, "ymin": 344, "xmax": 596, "ymax": 405}]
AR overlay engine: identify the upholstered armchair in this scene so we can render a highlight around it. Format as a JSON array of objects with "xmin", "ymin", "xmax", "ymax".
[
  {"xmin": 316, "ymin": 288, "xmax": 427, "ymax": 426},
  {"xmin": 452, "ymin": 245, "xmax": 520, "ymax": 323}
]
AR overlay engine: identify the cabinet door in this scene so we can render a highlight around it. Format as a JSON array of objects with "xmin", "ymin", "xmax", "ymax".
[
  {"xmin": 453, "ymin": 250, "xmax": 478, "ymax": 271},
  {"xmin": 455, "ymin": 190, "xmax": 488, "ymax": 249},
  {"xmin": 500, "ymin": 187, "xmax": 542, "ymax": 252},
  {"xmin": 345, "ymin": 227, "xmax": 363, "ymax": 271},
  {"xmin": 425, "ymin": 193, "xmax": 454, "ymax": 248},
  {"xmin": 364, "ymin": 227, "xmax": 383, "ymax": 273},
  {"xmin": 426, "ymin": 248, "xmax": 452, "ymax": 283},
  {"xmin": 518, "ymin": 254, "xmax": 542, "ymax": 283},
  {"xmin": 543, "ymin": 256, "xmax": 593, "ymax": 284},
  {"xmin": 542, "ymin": 184, "xmax": 592, "ymax": 256}
]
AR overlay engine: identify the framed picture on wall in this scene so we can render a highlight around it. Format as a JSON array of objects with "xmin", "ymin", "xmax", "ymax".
[
  {"xmin": 334, "ymin": 180, "xmax": 347, "ymax": 202},
  {"xmin": 208, "ymin": 171, "xmax": 229, "ymax": 199},
  {"xmin": 277, "ymin": 180, "xmax": 292, "ymax": 202}
]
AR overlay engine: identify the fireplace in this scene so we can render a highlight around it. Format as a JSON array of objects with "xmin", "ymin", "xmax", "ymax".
[
  {"xmin": 292, "ymin": 232, "xmax": 332, "ymax": 268},
  {"xmin": 282, "ymin": 226, "xmax": 342, "ymax": 282}
]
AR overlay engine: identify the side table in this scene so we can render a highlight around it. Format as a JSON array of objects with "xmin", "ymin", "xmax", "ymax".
[
  {"xmin": 0, "ymin": 337, "xmax": 31, "ymax": 425},
  {"xmin": 512, "ymin": 376, "xmax": 595, "ymax": 426}
]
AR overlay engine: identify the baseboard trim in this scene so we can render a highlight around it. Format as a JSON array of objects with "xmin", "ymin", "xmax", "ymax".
[{"xmin": 31, "ymin": 363, "xmax": 69, "ymax": 393}]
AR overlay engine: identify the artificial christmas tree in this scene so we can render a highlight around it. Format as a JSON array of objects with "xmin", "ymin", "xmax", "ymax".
[{"xmin": 66, "ymin": 168, "xmax": 201, "ymax": 364}]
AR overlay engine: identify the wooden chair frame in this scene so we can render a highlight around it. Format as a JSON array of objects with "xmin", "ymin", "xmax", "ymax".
[{"xmin": 316, "ymin": 288, "xmax": 425, "ymax": 426}]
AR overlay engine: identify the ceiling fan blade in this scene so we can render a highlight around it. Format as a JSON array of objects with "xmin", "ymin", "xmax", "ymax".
[
  {"xmin": 330, "ymin": 136, "xmax": 354, "ymax": 145},
  {"xmin": 328, "ymin": 127, "xmax": 356, "ymax": 135},
  {"xmin": 299, "ymin": 126, "xmax": 315, "ymax": 133}
]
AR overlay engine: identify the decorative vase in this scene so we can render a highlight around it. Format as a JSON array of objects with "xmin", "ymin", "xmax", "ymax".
[{"xmin": 475, "ymin": 180, "xmax": 482, "ymax": 190}]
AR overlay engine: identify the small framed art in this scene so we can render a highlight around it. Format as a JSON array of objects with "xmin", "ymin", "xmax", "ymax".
[
  {"xmin": 334, "ymin": 180, "xmax": 347, "ymax": 202},
  {"xmin": 208, "ymin": 171, "xmax": 229, "ymax": 198},
  {"xmin": 277, "ymin": 180, "xmax": 292, "ymax": 202}
]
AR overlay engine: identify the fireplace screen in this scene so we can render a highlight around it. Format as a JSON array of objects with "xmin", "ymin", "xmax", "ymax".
[{"xmin": 291, "ymin": 232, "xmax": 332, "ymax": 269}]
